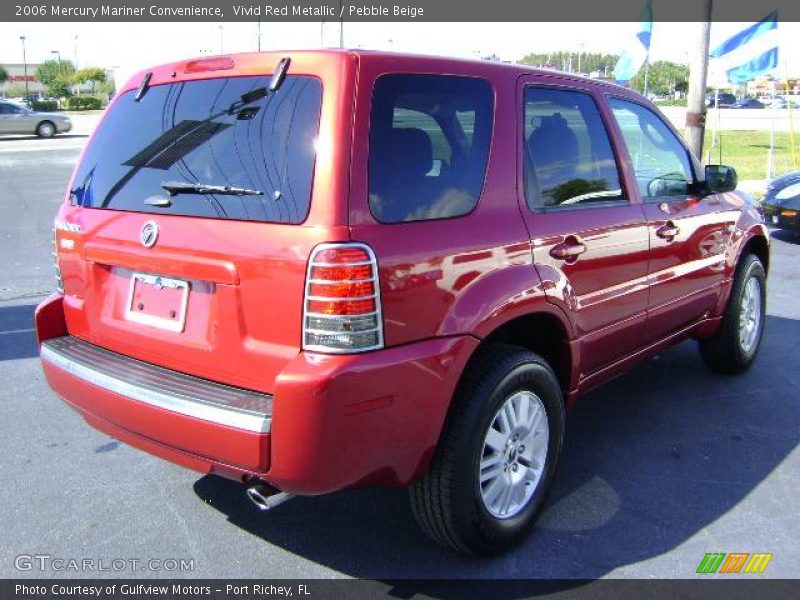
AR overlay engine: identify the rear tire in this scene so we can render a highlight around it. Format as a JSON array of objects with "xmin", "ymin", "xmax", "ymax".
[
  {"xmin": 409, "ymin": 344, "xmax": 564, "ymax": 556},
  {"xmin": 699, "ymin": 253, "xmax": 766, "ymax": 374},
  {"xmin": 36, "ymin": 121, "xmax": 56, "ymax": 138}
]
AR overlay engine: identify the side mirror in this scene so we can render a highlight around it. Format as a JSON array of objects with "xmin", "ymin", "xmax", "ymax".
[{"xmin": 705, "ymin": 164, "xmax": 737, "ymax": 193}]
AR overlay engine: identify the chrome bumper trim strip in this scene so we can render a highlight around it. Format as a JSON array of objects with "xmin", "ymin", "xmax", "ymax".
[{"xmin": 41, "ymin": 337, "xmax": 272, "ymax": 433}]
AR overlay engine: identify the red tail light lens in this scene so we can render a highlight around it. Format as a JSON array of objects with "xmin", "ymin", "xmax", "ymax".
[
  {"xmin": 308, "ymin": 280, "xmax": 375, "ymax": 299},
  {"xmin": 303, "ymin": 243, "xmax": 383, "ymax": 353},
  {"xmin": 310, "ymin": 264, "xmax": 373, "ymax": 281},
  {"xmin": 313, "ymin": 247, "xmax": 371, "ymax": 263}
]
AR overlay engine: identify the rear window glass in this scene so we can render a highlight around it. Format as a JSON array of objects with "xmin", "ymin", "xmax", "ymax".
[
  {"xmin": 368, "ymin": 75, "xmax": 493, "ymax": 223},
  {"xmin": 70, "ymin": 75, "xmax": 322, "ymax": 224}
]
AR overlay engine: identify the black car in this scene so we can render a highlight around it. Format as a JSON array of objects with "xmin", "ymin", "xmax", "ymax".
[
  {"xmin": 730, "ymin": 98, "xmax": 765, "ymax": 109},
  {"xmin": 763, "ymin": 171, "xmax": 800, "ymax": 233},
  {"xmin": 707, "ymin": 92, "xmax": 737, "ymax": 108}
]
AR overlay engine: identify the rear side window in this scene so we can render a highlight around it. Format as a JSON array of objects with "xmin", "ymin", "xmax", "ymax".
[
  {"xmin": 608, "ymin": 98, "xmax": 694, "ymax": 199},
  {"xmin": 70, "ymin": 75, "xmax": 322, "ymax": 223},
  {"xmin": 368, "ymin": 75, "xmax": 493, "ymax": 223},
  {"xmin": 524, "ymin": 87, "xmax": 624, "ymax": 210},
  {"xmin": 0, "ymin": 102, "xmax": 23, "ymax": 114}
]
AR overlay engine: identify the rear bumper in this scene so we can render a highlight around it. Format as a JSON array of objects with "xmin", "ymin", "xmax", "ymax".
[
  {"xmin": 36, "ymin": 294, "xmax": 478, "ymax": 494},
  {"xmin": 41, "ymin": 337, "xmax": 272, "ymax": 473}
]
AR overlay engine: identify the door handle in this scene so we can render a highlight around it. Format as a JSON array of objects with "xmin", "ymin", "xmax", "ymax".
[
  {"xmin": 550, "ymin": 236, "xmax": 587, "ymax": 262},
  {"xmin": 656, "ymin": 222, "xmax": 680, "ymax": 240}
]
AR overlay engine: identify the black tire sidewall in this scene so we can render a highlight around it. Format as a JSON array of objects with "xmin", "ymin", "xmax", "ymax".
[{"xmin": 449, "ymin": 353, "xmax": 564, "ymax": 553}]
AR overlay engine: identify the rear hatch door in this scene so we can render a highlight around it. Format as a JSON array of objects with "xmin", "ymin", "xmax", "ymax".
[{"xmin": 55, "ymin": 53, "xmax": 354, "ymax": 393}]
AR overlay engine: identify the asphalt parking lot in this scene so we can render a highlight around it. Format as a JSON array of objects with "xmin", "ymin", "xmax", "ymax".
[{"xmin": 0, "ymin": 133, "xmax": 798, "ymax": 580}]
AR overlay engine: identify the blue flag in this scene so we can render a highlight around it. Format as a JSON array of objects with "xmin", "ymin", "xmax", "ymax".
[
  {"xmin": 709, "ymin": 12, "xmax": 779, "ymax": 85},
  {"xmin": 614, "ymin": 0, "xmax": 653, "ymax": 84}
]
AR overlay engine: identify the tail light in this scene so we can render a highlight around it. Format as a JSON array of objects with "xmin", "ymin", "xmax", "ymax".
[
  {"xmin": 52, "ymin": 227, "xmax": 64, "ymax": 294},
  {"xmin": 303, "ymin": 243, "xmax": 383, "ymax": 353}
]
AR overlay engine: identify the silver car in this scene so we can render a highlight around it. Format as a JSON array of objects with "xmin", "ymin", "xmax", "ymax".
[{"xmin": 0, "ymin": 100, "xmax": 72, "ymax": 137}]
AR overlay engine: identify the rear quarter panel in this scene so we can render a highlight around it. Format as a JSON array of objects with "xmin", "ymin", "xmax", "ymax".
[{"xmin": 347, "ymin": 55, "xmax": 562, "ymax": 350}]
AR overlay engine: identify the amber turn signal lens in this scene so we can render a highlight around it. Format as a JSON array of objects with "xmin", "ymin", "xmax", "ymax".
[{"xmin": 307, "ymin": 298, "xmax": 376, "ymax": 316}]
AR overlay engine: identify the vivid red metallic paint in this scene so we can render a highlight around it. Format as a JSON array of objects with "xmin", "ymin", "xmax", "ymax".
[{"xmin": 38, "ymin": 50, "xmax": 768, "ymax": 494}]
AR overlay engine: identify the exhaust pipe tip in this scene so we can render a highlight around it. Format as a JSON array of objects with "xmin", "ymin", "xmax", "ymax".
[{"xmin": 246, "ymin": 484, "xmax": 293, "ymax": 512}]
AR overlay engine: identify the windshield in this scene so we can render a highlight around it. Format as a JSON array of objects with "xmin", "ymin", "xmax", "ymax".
[{"xmin": 70, "ymin": 75, "xmax": 322, "ymax": 224}]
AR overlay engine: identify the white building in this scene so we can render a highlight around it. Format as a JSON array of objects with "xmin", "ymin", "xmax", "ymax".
[{"xmin": 0, "ymin": 62, "xmax": 45, "ymax": 95}]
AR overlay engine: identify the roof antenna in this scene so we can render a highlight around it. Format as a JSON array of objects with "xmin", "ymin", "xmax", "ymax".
[{"xmin": 134, "ymin": 72, "xmax": 153, "ymax": 102}]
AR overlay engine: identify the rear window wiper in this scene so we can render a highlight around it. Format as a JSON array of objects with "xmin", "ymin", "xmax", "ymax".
[{"xmin": 161, "ymin": 181, "xmax": 263, "ymax": 196}]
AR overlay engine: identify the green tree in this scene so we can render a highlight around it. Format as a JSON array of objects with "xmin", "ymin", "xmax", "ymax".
[
  {"xmin": 0, "ymin": 66, "xmax": 7, "ymax": 85},
  {"xmin": 35, "ymin": 59, "xmax": 76, "ymax": 98},
  {"xmin": 519, "ymin": 51, "xmax": 619, "ymax": 77},
  {"xmin": 2, "ymin": 84, "xmax": 28, "ymax": 98},
  {"xmin": 630, "ymin": 61, "xmax": 689, "ymax": 96},
  {"xmin": 518, "ymin": 51, "xmax": 690, "ymax": 96},
  {"xmin": 73, "ymin": 67, "xmax": 107, "ymax": 93},
  {"xmin": 95, "ymin": 80, "xmax": 115, "ymax": 97}
]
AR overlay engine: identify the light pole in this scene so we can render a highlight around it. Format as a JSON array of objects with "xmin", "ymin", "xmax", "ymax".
[
  {"xmin": 685, "ymin": 13, "xmax": 712, "ymax": 159},
  {"xmin": 338, "ymin": 0, "xmax": 344, "ymax": 48},
  {"xmin": 19, "ymin": 36, "xmax": 29, "ymax": 101},
  {"xmin": 73, "ymin": 34, "xmax": 79, "ymax": 70}
]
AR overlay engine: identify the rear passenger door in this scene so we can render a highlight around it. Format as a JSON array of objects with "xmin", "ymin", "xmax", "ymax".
[
  {"xmin": 607, "ymin": 97, "xmax": 734, "ymax": 342},
  {"xmin": 517, "ymin": 79, "xmax": 650, "ymax": 378}
]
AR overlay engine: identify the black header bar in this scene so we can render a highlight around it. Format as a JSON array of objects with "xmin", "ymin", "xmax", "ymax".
[{"xmin": 5, "ymin": 0, "xmax": 800, "ymax": 22}]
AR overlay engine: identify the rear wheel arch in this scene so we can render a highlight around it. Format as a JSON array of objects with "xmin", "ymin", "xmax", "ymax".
[
  {"xmin": 467, "ymin": 311, "xmax": 574, "ymax": 398},
  {"xmin": 417, "ymin": 310, "xmax": 573, "ymax": 489}
]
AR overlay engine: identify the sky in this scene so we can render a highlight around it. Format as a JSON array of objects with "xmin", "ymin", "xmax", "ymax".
[{"xmin": 2, "ymin": 20, "xmax": 800, "ymax": 87}]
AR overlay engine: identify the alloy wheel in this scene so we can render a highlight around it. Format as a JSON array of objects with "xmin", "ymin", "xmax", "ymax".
[
  {"xmin": 738, "ymin": 276, "xmax": 762, "ymax": 355},
  {"xmin": 478, "ymin": 390, "xmax": 549, "ymax": 519}
]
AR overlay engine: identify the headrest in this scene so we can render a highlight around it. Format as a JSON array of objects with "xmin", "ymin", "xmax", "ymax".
[
  {"xmin": 527, "ymin": 112, "xmax": 579, "ymax": 177},
  {"xmin": 390, "ymin": 127, "xmax": 433, "ymax": 178}
]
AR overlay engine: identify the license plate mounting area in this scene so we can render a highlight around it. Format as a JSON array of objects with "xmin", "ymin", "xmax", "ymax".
[{"xmin": 125, "ymin": 272, "xmax": 190, "ymax": 333}]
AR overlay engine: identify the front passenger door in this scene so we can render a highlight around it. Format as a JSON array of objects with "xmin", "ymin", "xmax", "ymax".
[{"xmin": 608, "ymin": 97, "xmax": 735, "ymax": 342}]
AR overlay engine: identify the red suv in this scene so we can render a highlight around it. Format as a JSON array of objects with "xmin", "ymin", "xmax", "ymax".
[{"xmin": 37, "ymin": 50, "xmax": 769, "ymax": 555}]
